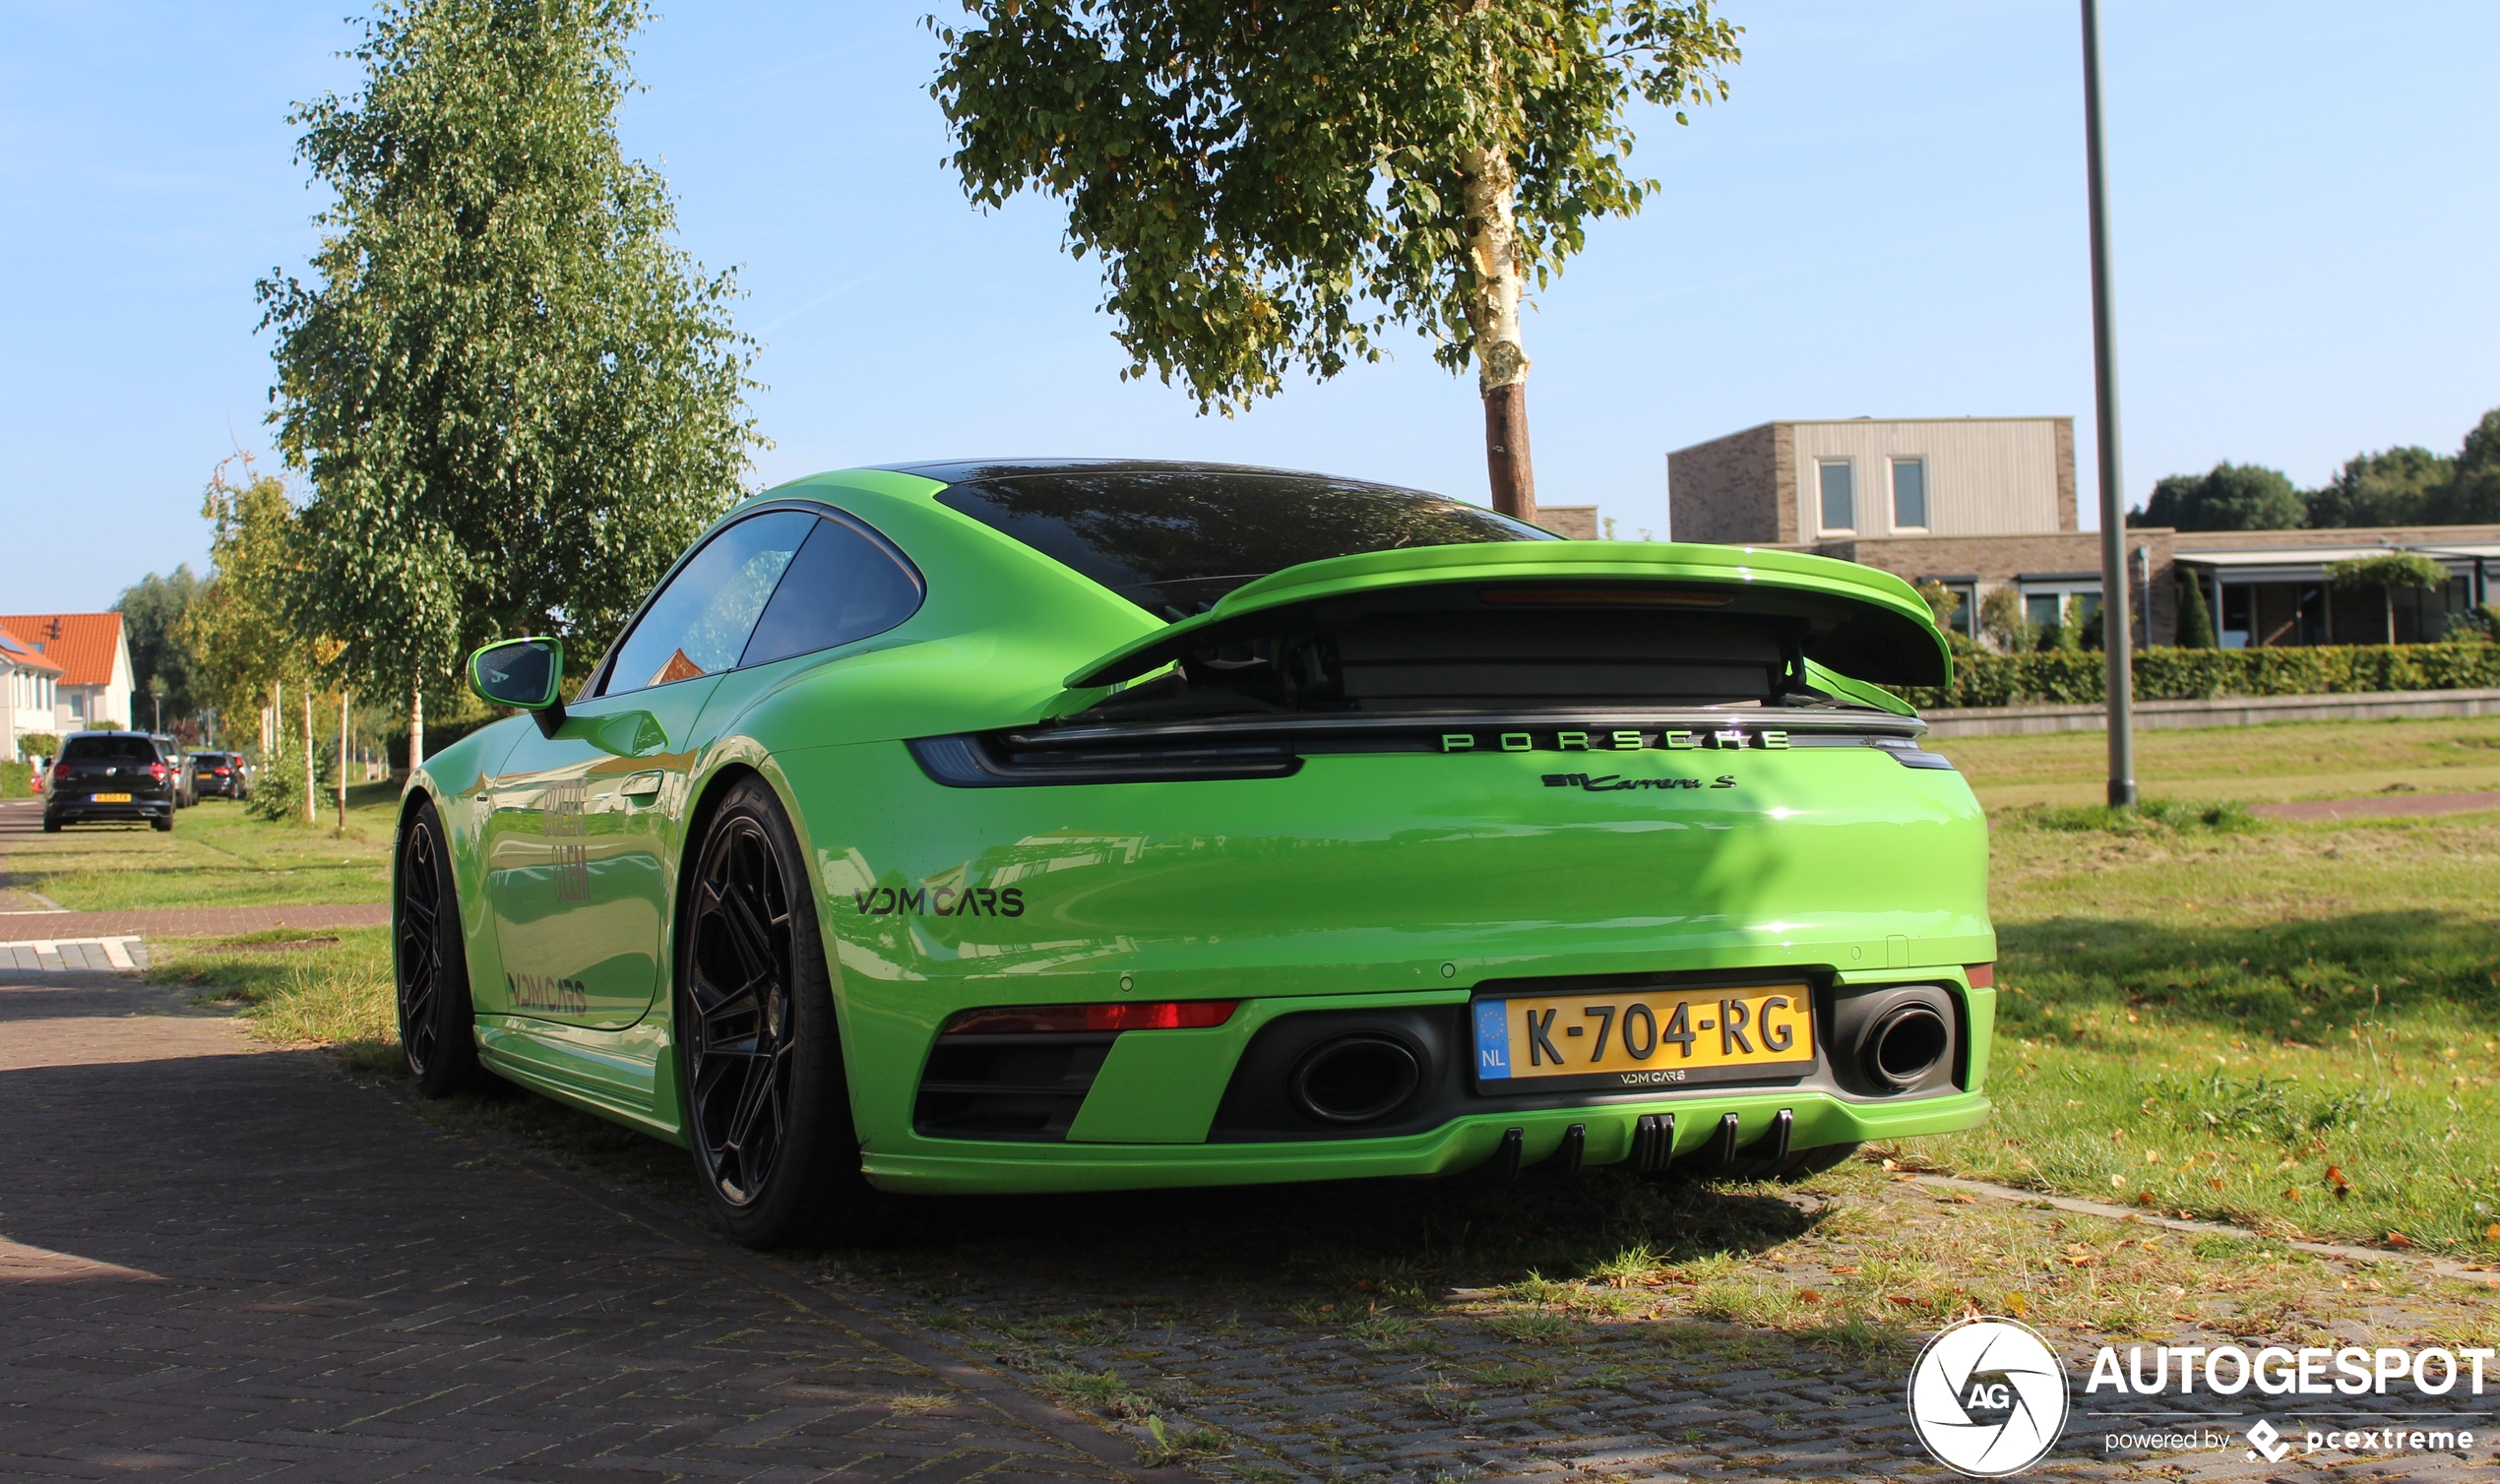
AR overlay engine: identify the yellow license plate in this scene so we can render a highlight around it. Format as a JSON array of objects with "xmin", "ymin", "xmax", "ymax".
[
  {"xmin": 92, "ymin": 792, "xmax": 132, "ymax": 803},
  {"xmin": 1473, "ymin": 985, "xmax": 1814, "ymax": 1087}
]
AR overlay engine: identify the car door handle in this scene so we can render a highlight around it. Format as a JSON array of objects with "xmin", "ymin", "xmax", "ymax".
[{"xmin": 619, "ymin": 771, "xmax": 664, "ymax": 800}]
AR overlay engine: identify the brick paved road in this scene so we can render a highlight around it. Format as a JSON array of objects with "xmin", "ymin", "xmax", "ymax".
[
  {"xmin": 0, "ymin": 970, "xmax": 1146, "ymax": 1484},
  {"xmin": 5, "ymin": 964, "xmax": 2493, "ymax": 1483}
]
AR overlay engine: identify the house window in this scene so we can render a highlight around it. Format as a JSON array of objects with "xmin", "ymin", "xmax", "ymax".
[
  {"xmin": 1817, "ymin": 461, "xmax": 1855, "ymax": 532},
  {"xmin": 1892, "ymin": 458, "xmax": 1928, "ymax": 529}
]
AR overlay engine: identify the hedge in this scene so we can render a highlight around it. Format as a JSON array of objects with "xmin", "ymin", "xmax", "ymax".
[
  {"xmin": 0, "ymin": 761, "xmax": 27, "ymax": 799},
  {"xmin": 1903, "ymin": 642, "xmax": 2500, "ymax": 711}
]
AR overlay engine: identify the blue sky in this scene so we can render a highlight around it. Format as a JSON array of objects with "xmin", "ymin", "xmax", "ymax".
[{"xmin": 3, "ymin": 1, "xmax": 2495, "ymax": 611}]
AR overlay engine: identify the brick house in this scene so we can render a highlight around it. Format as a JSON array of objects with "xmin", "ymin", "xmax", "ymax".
[
  {"xmin": 1667, "ymin": 418, "xmax": 2499, "ymax": 647},
  {"xmin": 0, "ymin": 612, "xmax": 136, "ymax": 730}
]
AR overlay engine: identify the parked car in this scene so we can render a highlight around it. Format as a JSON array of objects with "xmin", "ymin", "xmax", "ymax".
[
  {"xmin": 396, "ymin": 460, "xmax": 1991, "ymax": 1250},
  {"xmin": 43, "ymin": 731, "xmax": 176, "ymax": 832},
  {"xmin": 153, "ymin": 736, "xmax": 199, "ymax": 807},
  {"xmin": 191, "ymin": 751, "xmax": 251, "ymax": 800}
]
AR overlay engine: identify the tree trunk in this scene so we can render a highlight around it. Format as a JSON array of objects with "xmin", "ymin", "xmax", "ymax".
[
  {"xmin": 2385, "ymin": 587, "xmax": 2395, "ymax": 646},
  {"xmin": 302, "ymin": 690, "xmax": 315, "ymax": 825},
  {"xmin": 407, "ymin": 685, "xmax": 423, "ymax": 779},
  {"xmin": 338, "ymin": 690, "xmax": 349, "ymax": 831},
  {"xmin": 1461, "ymin": 143, "xmax": 1535, "ymax": 525}
]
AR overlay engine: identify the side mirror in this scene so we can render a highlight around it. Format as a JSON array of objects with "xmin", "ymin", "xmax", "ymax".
[{"xmin": 469, "ymin": 638, "xmax": 569, "ymax": 738}]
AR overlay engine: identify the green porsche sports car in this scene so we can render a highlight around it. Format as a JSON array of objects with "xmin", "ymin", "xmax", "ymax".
[{"xmin": 397, "ymin": 460, "xmax": 1995, "ymax": 1247}]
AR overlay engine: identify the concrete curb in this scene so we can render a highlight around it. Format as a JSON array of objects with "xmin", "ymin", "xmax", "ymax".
[{"xmin": 1909, "ymin": 1172, "xmax": 2499, "ymax": 1284}]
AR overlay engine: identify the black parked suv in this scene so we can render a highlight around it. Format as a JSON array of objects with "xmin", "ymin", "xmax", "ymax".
[
  {"xmin": 190, "ymin": 751, "xmax": 251, "ymax": 800},
  {"xmin": 43, "ymin": 732, "xmax": 176, "ymax": 832}
]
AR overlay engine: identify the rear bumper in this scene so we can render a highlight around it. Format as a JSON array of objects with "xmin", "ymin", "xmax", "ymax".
[
  {"xmin": 46, "ymin": 800, "xmax": 172, "ymax": 823},
  {"xmin": 861, "ymin": 1086, "xmax": 1987, "ymax": 1195}
]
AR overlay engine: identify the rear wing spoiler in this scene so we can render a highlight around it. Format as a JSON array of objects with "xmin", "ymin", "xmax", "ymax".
[{"xmin": 1065, "ymin": 541, "xmax": 1951, "ymax": 692}]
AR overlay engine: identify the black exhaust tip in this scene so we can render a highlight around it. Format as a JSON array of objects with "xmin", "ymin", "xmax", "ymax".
[
  {"xmin": 1863, "ymin": 1004, "xmax": 1950, "ymax": 1089},
  {"xmin": 1289, "ymin": 1033, "xmax": 1423, "ymax": 1124}
]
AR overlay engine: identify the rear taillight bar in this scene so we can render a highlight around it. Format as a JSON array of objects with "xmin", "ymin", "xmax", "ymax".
[{"xmin": 940, "ymin": 1000, "xmax": 1239, "ymax": 1035}]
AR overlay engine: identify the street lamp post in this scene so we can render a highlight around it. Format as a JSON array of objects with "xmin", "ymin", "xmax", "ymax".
[{"xmin": 2082, "ymin": 0, "xmax": 2137, "ymax": 808}]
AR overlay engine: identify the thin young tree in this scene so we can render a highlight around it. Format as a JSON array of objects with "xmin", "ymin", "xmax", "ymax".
[
  {"xmin": 929, "ymin": 0, "xmax": 1739, "ymax": 522},
  {"xmin": 260, "ymin": 0, "xmax": 761, "ymax": 767}
]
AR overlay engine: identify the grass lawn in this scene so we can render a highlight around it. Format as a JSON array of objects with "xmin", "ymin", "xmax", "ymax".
[
  {"xmin": 1934, "ymin": 713, "xmax": 2500, "ymax": 811},
  {"xmin": 1924, "ymin": 802, "xmax": 2500, "ymax": 1254},
  {"xmin": 145, "ymin": 926, "xmax": 401, "ymax": 1071},
  {"xmin": 9, "ymin": 783, "xmax": 403, "ymax": 909}
]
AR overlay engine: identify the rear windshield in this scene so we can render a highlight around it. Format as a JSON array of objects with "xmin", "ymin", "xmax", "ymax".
[
  {"xmin": 191, "ymin": 754, "xmax": 224, "ymax": 765},
  {"xmin": 63, "ymin": 736, "xmax": 158, "ymax": 764},
  {"xmin": 934, "ymin": 467, "xmax": 1555, "ymax": 619}
]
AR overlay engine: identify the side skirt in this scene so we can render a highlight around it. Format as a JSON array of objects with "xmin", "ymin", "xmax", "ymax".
[{"xmin": 475, "ymin": 1013, "xmax": 689, "ymax": 1147}]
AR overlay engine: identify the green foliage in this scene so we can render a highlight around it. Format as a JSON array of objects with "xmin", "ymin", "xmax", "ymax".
[
  {"xmin": 927, "ymin": 0, "xmax": 1740, "ymax": 413},
  {"xmin": 114, "ymin": 566, "xmax": 204, "ymax": 726},
  {"xmin": 2325, "ymin": 550, "xmax": 2450, "ymax": 592},
  {"xmin": 259, "ymin": 0, "xmax": 761, "ymax": 703},
  {"xmin": 2173, "ymin": 569, "xmax": 2215, "ymax": 649},
  {"xmin": 246, "ymin": 735, "xmax": 309, "ymax": 822},
  {"xmin": 2305, "ymin": 445, "xmax": 2452, "ymax": 528},
  {"xmin": 182, "ymin": 463, "xmax": 315, "ymax": 727},
  {"xmin": 2428, "ymin": 409, "xmax": 2500, "ymax": 523},
  {"xmin": 1910, "ymin": 578, "xmax": 1962, "ymax": 635},
  {"xmin": 2133, "ymin": 462, "xmax": 2305, "ymax": 532},
  {"xmin": 16, "ymin": 732, "xmax": 59, "ymax": 762},
  {"xmin": 1903, "ymin": 641, "xmax": 2500, "ymax": 709},
  {"xmin": 1977, "ymin": 585, "xmax": 2032, "ymax": 654},
  {"xmin": 0, "ymin": 761, "xmax": 29, "ymax": 799}
]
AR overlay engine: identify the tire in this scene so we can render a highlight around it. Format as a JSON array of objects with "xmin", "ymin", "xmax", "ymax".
[
  {"xmin": 41, "ymin": 816, "xmax": 61, "ymax": 833},
  {"xmin": 678, "ymin": 775, "xmax": 891, "ymax": 1249},
  {"xmin": 152, "ymin": 813, "xmax": 174, "ymax": 833},
  {"xmin": 395, "ymin": 797, "xmax": 483, "ymax": 1096}
]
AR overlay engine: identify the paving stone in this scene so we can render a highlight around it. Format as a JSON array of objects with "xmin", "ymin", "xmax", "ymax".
[{"xmin": 0, "ymin": 972, "xmax": 1130, "ymax": 1484}]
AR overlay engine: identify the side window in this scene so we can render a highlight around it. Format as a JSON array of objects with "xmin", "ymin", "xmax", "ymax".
[
  {"xmin": 741, "ymin": 516, "xmax": 925, "ymax": 667},
  {"xmin": 602, "ymin": 511, "xmax": 817, "ymax": 697}
]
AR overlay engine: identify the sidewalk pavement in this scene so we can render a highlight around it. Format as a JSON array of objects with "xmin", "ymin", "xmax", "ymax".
[{"xmin": 0, "ymin": 970, "xmax": 1142, "ymax": 1484}]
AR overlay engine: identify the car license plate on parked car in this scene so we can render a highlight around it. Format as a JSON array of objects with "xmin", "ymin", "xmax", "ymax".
[
  {"xmin": 92, "ymin": 792, "xmax": 132, "ymax": 803},
  {"xmin": 1473, "ymin": 985, "xmax": 1814, "ymax": 1089}
]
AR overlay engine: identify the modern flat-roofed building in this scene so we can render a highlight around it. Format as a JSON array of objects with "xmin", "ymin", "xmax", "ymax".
[
  {"xmin": 1668, "ymin": 416, "xmax": 2077, "ymax": 546},
  {"xmin": 1667, "ymin": 417, "xmax": 2498, "ymax": 648}
]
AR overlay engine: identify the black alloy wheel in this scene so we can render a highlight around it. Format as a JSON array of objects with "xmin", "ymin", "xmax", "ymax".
[
  {"xmin": 396, "ymin": 798, "xmax": 482, "ymax": 1096},
  {"xmin": 680, "ymin": 776, "xmax": 887, "ymax": 1248}
]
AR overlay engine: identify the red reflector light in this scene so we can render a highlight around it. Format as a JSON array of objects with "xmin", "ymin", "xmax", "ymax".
[
  {"xmin": 1964, "ymin": 962, "xmax": 1995, "ymax": 988},
  {"xmin": 941, "ymin": 1000, "xmax": 1239, "ymax": 1036}
]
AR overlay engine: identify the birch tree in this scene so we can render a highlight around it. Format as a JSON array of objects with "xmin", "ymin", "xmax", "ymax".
[
  {"xmin": 929, "ymin": 0, "xmax": 1738, "ymax": 521},
  {"xmin": 260, "ymin": 0, "xmax": 760, "ymax": 767}
]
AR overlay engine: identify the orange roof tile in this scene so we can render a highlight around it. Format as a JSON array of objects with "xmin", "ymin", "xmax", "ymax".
[
  {"xmin": 0, "ymin": 613, "xmax": 123, "ymax": 687},
  {"xmin": 0, "ymin": 621, "xmax": 66, "ymax": 676}
]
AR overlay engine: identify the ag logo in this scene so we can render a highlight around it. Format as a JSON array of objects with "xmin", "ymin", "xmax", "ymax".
[{"xmin": 1906, "ymin": 1317, "xmax": 2070, "ymax": 1476}]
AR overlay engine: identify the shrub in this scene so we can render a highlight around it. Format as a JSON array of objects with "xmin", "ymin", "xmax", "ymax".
[{"xmin": 1905, "ymin": 642, "xmax": 2500, "ymax": 710}]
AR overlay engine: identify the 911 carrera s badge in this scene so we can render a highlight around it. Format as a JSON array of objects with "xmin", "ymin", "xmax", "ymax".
[
  {"xmin": 1542, "ymin": 772, "xmax": 1737, "ymax": 791},
  {"xmin": 853, "ymin": 883, "xmax": 1027, "ymax": 918}
]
